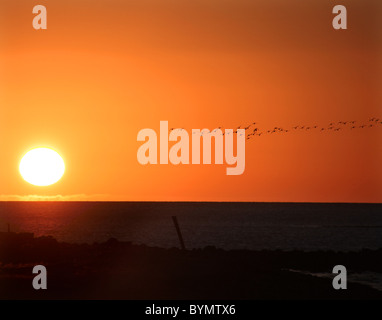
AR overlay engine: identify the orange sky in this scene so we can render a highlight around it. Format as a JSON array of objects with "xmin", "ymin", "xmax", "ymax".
[{"xmin": 0, "ymin": 0, "xmax": 381, "ymax": 202}]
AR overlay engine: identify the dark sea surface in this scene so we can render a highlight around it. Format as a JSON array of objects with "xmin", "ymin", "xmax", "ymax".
[{"xmin": 0, "ymin": 202, "xmax": 381, "ymax": 251}]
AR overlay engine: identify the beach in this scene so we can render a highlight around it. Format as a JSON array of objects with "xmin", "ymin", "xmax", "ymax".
[{"xmin": 1, "ymin": 233, "xmax": 382, "ymax": 300}]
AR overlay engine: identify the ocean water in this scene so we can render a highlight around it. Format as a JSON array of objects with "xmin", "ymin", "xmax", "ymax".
[
  {"xmin": 288, "ymin": 269, "xmax": 382, "ymax": 292},
  {"xmin": 0, "ymin": 202, "xmax": 381, "ymax": 251}
]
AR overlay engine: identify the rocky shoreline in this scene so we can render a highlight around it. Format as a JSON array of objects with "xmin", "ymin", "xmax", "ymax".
[{"xmin": 1, "ymin": 233, "xmax": 382, "ymax": 299}]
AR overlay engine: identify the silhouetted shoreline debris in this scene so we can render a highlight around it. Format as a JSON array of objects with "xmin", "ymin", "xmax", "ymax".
[{"xmin": 1, "ymin": 233, "xmax": 382, "ymax": 299}]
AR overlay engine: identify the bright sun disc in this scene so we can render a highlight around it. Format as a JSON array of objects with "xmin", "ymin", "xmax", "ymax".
[{"xmin": 19, "ymin": 148, "xmax": 65, "ymax": 186}]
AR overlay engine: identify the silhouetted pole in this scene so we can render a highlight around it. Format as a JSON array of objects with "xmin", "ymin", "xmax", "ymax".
[{"xmin": 172, "ymin": 216, "xmax": 186, "ymax": 250}]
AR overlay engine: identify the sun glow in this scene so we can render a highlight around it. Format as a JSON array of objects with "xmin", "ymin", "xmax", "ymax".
[{"xmin": 19, "ymin": 148, "xmax": 65, "ymax": 186}]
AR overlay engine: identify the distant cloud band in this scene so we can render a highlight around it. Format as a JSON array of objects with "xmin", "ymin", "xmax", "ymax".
[{"xmin": 0, "ymin": 194, "xmax": 109, "ymax": 201}]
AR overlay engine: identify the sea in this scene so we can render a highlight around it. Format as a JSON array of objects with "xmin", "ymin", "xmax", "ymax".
[{"xmin": 0, "ymin": 201, "xmax": 381, "ymax": 251}]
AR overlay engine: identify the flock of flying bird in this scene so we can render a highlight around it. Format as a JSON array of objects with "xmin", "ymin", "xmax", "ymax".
[{"xmin": 169, "ymin": 117, "xmax": 382, "ymax": 141}]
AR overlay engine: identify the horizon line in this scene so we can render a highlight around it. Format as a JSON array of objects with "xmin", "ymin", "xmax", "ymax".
[{"xmin": 0, "ymin": 199, "xmax": 380, "ymax": 205}]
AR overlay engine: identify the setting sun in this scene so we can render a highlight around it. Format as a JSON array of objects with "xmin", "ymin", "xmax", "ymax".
[{"xmin": 19, "ymin": 148, "xmax": 65, "ymax": 187}]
